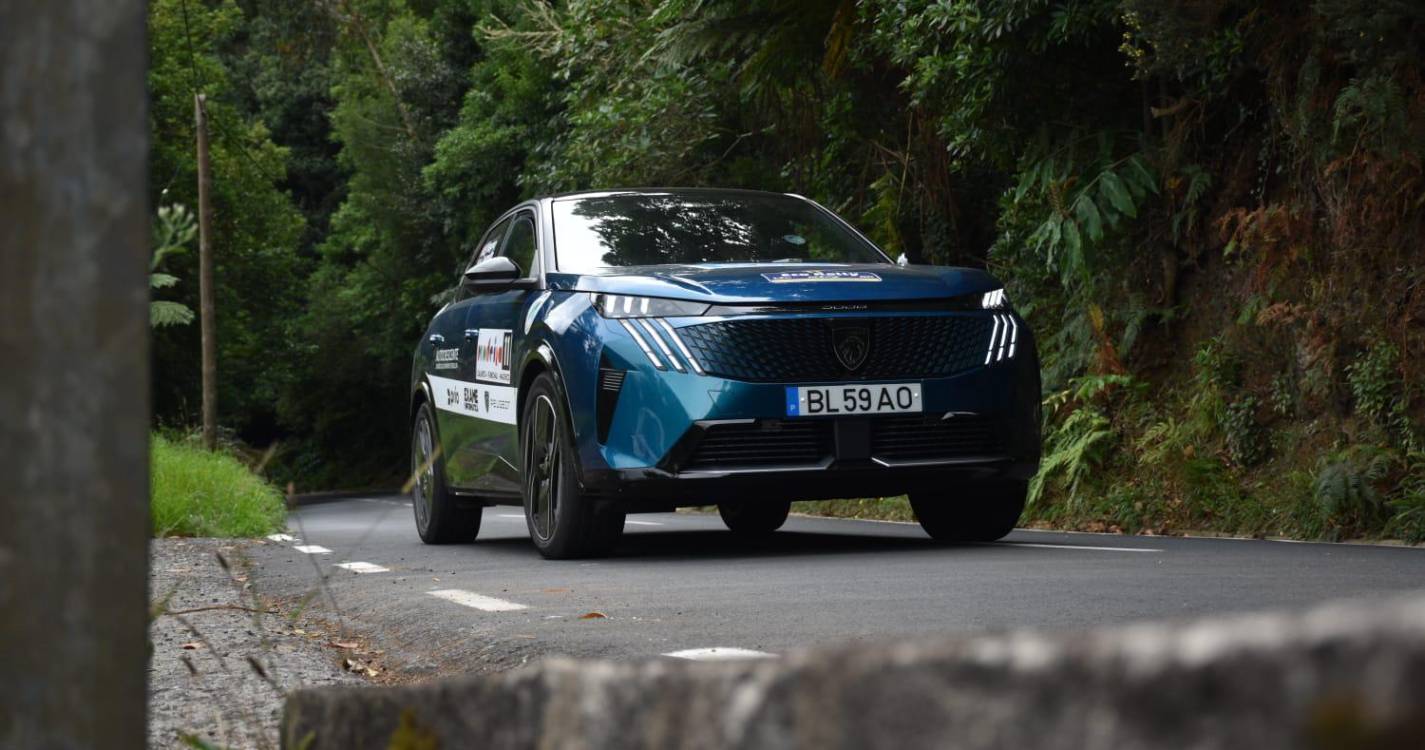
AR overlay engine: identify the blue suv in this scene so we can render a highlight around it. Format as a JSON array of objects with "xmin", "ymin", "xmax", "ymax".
[{"xmin": 410, "ymin": 189, "xmax": 1040, "ymax": 558}]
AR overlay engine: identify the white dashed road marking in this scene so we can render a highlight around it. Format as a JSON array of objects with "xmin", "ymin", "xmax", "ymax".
[
  {"xmin": 427, "ymin": 589, "xmax": 529, "ymax": 612},
  {"xmin": 624, "ymin": 520, "xmax": 664, "ymax": 526},
  {"xmin": 498, "ymin": 514, "xmax": 525, "ymax": 520},
  {"xmin": 293, "ymin": 545, "xmax": 332, "ymax": 555},
  {"xmin": 335, "ymin": 562, "xmax": 390, "ymax": 573},
  {"xmin": 358, "ymin": 498, "xmax": 408, "ymax": 507},
  {"xmin": 266, "ymin": 533, "xmax": 296, "ymax": 542},
  {"xmin": 999, "ymin": 542, "xmax": 1161, "ymax": 553},
  {"xmin": 663, "ymin": 647, "xmax": 776, "ymax": 661}
]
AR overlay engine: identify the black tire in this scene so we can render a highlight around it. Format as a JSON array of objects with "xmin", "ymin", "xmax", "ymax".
[
  {"xmin": 411, "ymin": 401, "xmax": 482, "ymax": 544},
  {"xmin": 521, "ymin": 373, "xmax": 625, "ymax": 559},
  {"xmin": 909, "ymin": 480, "xmax": 1026, "ymax": 542},
  {"xmin": 717, "ymin": 499, "xmax": 791, "ymax": 536}
]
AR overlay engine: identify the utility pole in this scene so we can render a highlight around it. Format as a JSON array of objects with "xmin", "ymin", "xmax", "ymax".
[
  {"xmin": 196, "ymin": 93, "xmax": 218, "ymax": 450},
  {"xmin": 0, "ymin": 0, "xmax": 149, "ymax": 746}
]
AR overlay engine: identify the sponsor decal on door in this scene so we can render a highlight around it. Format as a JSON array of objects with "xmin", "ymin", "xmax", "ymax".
[
  {"xmin": 433, "ymin": 347, "xmax": 460, "ymax": 370},
  {"xmin": 429, "ymin": 373, "xmax": 517, "ymax": 425},
  {"xmin": 475, "ymin": 329, "xmax": 513, "ymax": 384}
]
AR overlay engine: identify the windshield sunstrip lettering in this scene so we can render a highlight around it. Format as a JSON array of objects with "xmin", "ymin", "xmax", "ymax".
[
  {"xmin": 762, "ymin": 270, "xmax": 882, "ymax": 283},
  {"xmin": 428, "ymin": 373, "xmax": 516, "ymax": 425}
]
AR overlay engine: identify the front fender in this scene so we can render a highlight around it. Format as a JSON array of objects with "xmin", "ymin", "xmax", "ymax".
[{"xmin": 518, "ymin": 292, "xmax": 606, "ymax": 485}]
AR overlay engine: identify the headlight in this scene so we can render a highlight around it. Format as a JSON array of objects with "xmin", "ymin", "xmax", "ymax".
[
  {"xmin": 592, "ymin": 293, "xmax": 709, "ymax": 318},
  {"xmin": 981, "ymin": 288, "xmax": 1009, "ymax": 309}
]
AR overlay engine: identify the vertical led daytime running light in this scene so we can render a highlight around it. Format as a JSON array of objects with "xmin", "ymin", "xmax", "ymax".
[
  {"xmin": 637, "ymin": 318, "xmax": 684, "ymax": 372},
  {"xmin": 619, "ymin": 319, "xmax": 665, "ymax": 369},
  {"xmin": 657, "ymin": 319, "xmax": 705, "ymax": 375}
]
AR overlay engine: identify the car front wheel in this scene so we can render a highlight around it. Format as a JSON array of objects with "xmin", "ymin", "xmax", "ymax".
[
  {"xmin": 521, "ymin": 373, "xmax": 624, "ymax": 559},
  {"xmin": 411, "ymin": 401, "xmax": 482, "ymax": 544},
  {"xmin": 909, "ymin": 480, "xmax": 1026, "ymax": 542}
]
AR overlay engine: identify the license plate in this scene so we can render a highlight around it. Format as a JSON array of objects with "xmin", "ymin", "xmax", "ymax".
[{"xmin": 785, "ymin": 383, "xmax": 922, "ymax": 417}]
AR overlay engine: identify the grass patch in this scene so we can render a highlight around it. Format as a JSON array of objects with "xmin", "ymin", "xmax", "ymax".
[
  {"xmin": 151, "ymin": 433, "xmax": 286, "ymax": 537},
  {"xmin": 794, "ymin": 497, "xmax": 916, "ymax": 523}
]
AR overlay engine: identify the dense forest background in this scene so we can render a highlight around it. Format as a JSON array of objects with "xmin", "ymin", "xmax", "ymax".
[{"xmin": 148, "ymin": 0, "xmax": 1425, "ymax": 541}]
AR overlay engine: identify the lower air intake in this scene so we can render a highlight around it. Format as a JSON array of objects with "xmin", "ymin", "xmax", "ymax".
[
  {"xmin": 683, "ymin": 421, "xmax": 832, "ymax": 470},
  {"xmin": 869, "ymin": 414, "xmax": 1001, "ymax": 462}
]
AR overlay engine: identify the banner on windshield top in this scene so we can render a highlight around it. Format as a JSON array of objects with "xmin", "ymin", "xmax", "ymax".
[{"xmin": 762, "ymin": 270, "xmax": 881, "ymax": 283}]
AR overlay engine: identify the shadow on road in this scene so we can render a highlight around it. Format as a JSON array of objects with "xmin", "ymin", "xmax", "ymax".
[{"xmin": 464, "ymin": 527, "xmax": 1005, "ymax": 563}]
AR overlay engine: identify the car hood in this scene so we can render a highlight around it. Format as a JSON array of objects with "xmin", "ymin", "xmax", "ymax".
[{"xmin": 547, "ymin": 263, "xmax": 999, "ymax": 305}]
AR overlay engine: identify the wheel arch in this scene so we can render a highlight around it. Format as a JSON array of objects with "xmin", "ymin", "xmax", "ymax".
[
  {"xmin": 517, "ymin": 341, "xmax": 592, "ymax": 484},
  {"xmin": 517, "ymin": 341, "xmax": 568, "ymax": 427}
]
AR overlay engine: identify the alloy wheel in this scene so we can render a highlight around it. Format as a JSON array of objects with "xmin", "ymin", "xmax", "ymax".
[
  {"xmin": 524, "ymin": 394, "xmax": 561, "ymax": 542},
  {"xmin": 412, "ymin": 413, "xmax": 435, "ymax": 532}
]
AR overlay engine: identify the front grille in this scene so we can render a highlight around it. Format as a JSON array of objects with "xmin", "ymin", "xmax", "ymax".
[
  {"xmin": 676, "ymin": 315, "xmax": 992, "ymax": 382},
  {"xmin": 683, "ymin": 421, "xmax": 832, "ymax": 470},
  {"xmin": 869, "ymin": 414, "xmax": 1001, "ymax": 462},
  {"xmin": 678, "ymin": 414, "xmax": 1002, "ymax": 471}
]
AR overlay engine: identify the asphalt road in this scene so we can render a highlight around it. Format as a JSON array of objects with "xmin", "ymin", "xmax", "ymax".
[{"xmin": 247, "ymin": 496, "xmax": 1425, "ymax": 677}]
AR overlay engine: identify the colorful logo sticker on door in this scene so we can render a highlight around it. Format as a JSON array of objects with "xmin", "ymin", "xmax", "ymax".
[{"xmin": 475, "ymin": 329, "xmax": 513, "ymax": 384}]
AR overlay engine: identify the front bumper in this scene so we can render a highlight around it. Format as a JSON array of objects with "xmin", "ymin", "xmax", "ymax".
[
  {"xmin": 584, "ymin": 395, "xmax": 1038, "ymax": 507},
  {"xmin": 549, "ymin": 303, "xmax": 1041, "ymax": 506}
]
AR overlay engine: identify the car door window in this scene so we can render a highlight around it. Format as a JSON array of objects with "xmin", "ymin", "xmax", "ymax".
[
  {"xmin": 501, "ymin": 214, "xmax": 538, "ymax": 279},
  {"xmin": 467, "ymin": 217, "xmax": 512, "ymax": 275}
]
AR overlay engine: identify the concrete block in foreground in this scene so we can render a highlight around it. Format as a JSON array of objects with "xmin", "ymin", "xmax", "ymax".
[{"xmin": 283, "ymin": 594, "xmax": 1425, "ymax": 749}]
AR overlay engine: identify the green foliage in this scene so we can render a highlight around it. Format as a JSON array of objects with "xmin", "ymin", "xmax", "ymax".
[
  {"xmin": 147, "ymin": 0, "xmax": 305, "ymax": 432},
  {"xmin": 1224, "ymin": 396, "xmax": 1268, "ymax": 468},
  {"xmin": 1018, "ymin": 149, "xmax": 1158, "ymax": 284},
  {"xmin": 1192, "ymin": 336, "xmax": 1241, "ymax": 390},
  {"xmin": 150, "ymin": 204, "xmax": 197, "ymax": 328},
  {"xmin": 1311, "ymin": 445, "xmax": 1393, "ymax": 538},
  {"xmin": 1030, "ymin": 374, "xmax": 1138, "ymax": 507},
  {"xmin": 1270, "ymin": 371, "xmax": 1296, "ymax": 418},
  {"xmin": 1385, "ymin": 452, "xmax": 1425, "ymax": 543},
  {"xmin": 151, "ymin": 433, "xmax": 286, "ymax": 538},
  {"xmin": 1136, "ymin": 416, "xmax": 1191, "ymax": 469},
  {"xmin": 1344, "ymin": 340, "xmax": 1417, "ymax": 451}
]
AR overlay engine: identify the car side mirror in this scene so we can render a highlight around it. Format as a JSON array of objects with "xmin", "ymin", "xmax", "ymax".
[
  {"xmin": 896, "ymin": 253, "xmax": 909, "ymax": 267},
  {"xmin": 463, "ymin": 256, "xmax": 521, "ymax": 289}
]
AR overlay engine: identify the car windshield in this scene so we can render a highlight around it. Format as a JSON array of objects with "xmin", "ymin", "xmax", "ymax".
[{"xmin": 551, "ymin": 193, "xmax": 888, "ymax": 272}]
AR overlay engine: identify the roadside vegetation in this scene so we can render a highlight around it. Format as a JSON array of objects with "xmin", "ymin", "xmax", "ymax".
[
  {"xmin": 150, "ymin": 433, "xmax": 286, "ymax": 537},
  {"xmin": 146, "ymin": 1, "xmax": 1423, "ymax": 542}
]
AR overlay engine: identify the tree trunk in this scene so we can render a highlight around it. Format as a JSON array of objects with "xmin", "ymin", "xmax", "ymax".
[
  {"xmin": 0, "ymin": 0, "xmax": 151, "ymax": 747},
  {"xmin": 196, "ymin": 93, "xmax": 218, "ymax": 451}
]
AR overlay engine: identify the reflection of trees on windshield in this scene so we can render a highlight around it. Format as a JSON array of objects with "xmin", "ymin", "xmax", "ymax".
[{"xmin": 563, "ymin": 194, "xmax": 879, "ymax": 268}]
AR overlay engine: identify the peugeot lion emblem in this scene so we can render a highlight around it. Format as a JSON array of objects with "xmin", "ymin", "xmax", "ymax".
[{"xmin": 832, "ymin": 325, "xmax": 871, "ymax": 371}]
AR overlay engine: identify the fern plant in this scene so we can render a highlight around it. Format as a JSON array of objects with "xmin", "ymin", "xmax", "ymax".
[
  {"xmin": 1385, "ymin": 451, "xmax": 1425, "ymax": 544},
  {"xmin": 151, "ymin": 204, "xmax": 196, "ymax": 328},
  {"xmin": 1312, "ymin": 444, "xmax": 1394, "ymax": 537},
  {"xmin": 1029, "ymin": 374, "xmax": 1138, "ymax": 508}
]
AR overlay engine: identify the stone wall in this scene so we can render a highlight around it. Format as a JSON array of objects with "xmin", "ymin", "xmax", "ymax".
[{"xmin": 284, "ymin": 594, "xmax": 1425, "ymax": 749}]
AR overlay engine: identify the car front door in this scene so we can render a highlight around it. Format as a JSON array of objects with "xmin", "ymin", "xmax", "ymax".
[
  {"xmin": 431, "ymin": 216, "xmax": 509, "ymax": 491},
  {"xmin": 444, "ymin": 208, "xmax": 542, "ymax": 494}
]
